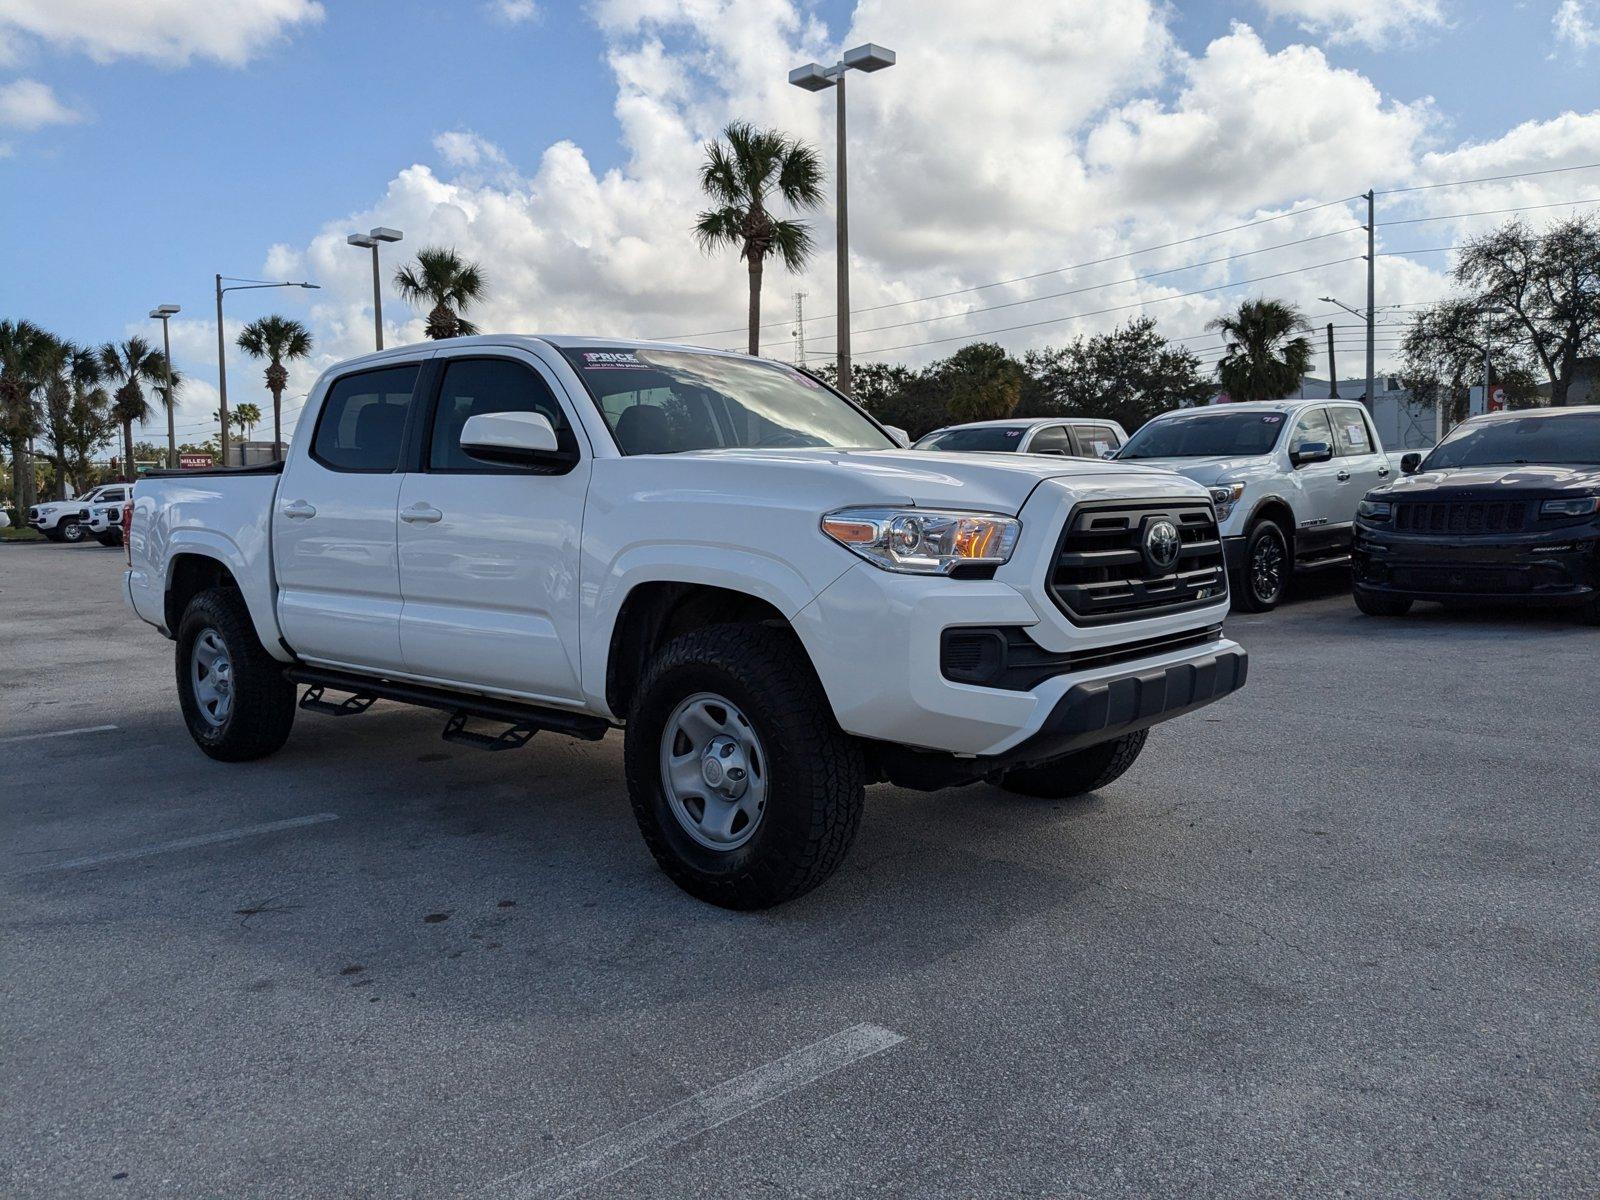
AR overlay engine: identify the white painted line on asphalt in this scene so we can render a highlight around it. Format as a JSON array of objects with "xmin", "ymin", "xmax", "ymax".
[
  {"xmin": 0, "ymin": 723, "xmax": 118, "ymax": 745},
  {"xmin": 18, "ymin": 813, "xmax": 341, "ymax": 875},
  {"xmin": 478, "ymin": 1023, "xmax": 906, "ymax": 1200}
]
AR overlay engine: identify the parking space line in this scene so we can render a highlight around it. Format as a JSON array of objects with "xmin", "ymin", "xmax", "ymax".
[
  {"xmin": 0, "ymin": 724, "xmax": 119, "ymax": 745},
  {"xmin": 18, "ymin": 813, "xmax": 341, "ymax": 875},
  {"xmin": 477, "ymin": 1023, "xmax": 906, "ymax": 1200}
]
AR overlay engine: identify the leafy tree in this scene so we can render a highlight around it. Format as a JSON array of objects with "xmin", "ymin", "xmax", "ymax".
[
  {"xmin": 1209, "ymin": 299, "xmax": 1312, "ymax": 403},
  {"xmin": 693, "ymin": 121, "xmax": 825, "ymax": 356},
  {"xmin": 1399, "ymin": 298, "xmax": 1542, "ymax": 429},
  {"xmin": 38, "ymin": 341, "xmax": 108, "ymax": 497},
  {"xmin": 234, "ymin": 402, "xmax": 262, "ymax": 440},
  {"xmin": 812, "ymin": 360, "xmax": 946, "ymax": 437},
  {"xmin": 940, "ymin": 342, "xmax": 1024, "ymax": 423},
  {"xmin": 1019, "ymin": 317, "xmax": 1212, "ymax": 430},
  {"xmin": 395, "ymin": 247, "xmax": 486, "ymax": 339},
  {"xmin": 1, "ymin": 318, "xmax": 52, "ymax": 513},
  {"xmin": 99, "ymin": 337, "xmax": 166, "ymax": 482},
  {"xmin": 1444, "ymin": 215, "xmax": 1600, "ymax": 406},
  {"xmin": 237, "ymin": 314, "xmax": 312, "ymax": 460}
]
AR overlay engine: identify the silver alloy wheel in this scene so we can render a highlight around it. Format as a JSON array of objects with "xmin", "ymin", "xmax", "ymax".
[
  {"xmin": 60, "ymin": 521, "xmax": 85, "ymax": 543},
  {"xmin": 190, "ymin": 628, "xmax": 235, "ymax": 729},
  {"xmin": 659, "ymin": 691, "xmax": 768, "ymax": 851}
]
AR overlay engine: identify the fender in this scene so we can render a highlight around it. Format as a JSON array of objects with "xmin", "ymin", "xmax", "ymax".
[{"xmin": 164, "ymin": 528, "xmax": 291, "ymax": 663}]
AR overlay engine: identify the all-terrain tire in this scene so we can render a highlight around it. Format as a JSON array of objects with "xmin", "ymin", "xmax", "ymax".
[
  {"xmin": 1353, "ymin": 586, "xmax": 1413, "ymax": 617},
  {"xmin": 176, "ymin": 587, "xmax": 295, "ymax": 762},
  {"xmin": 58, "ymin": 520, "xmax": 86, "ymax": 544},
  {"xmin": 996, "ymin": 730, "xmax": 1149, "ymax": 799},
  {"xmin": 624, "ymin": 623, "xmax": 865, "ymax": 910},
  {"xmin": 1233, "ymin": 519, "xmax": 1289, "ymax": 612}
]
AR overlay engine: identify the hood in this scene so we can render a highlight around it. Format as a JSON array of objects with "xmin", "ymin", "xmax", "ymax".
[
  {"xmin": 1376, "ymin": 463, "xmax": 1600, "ymax": 499},
  {"xmin": 639, "ymin": 447, "xmax": 1196, "ymax": 516},
  {"xmin": 1113, "ymin": 455, "xmax": 1275, "ymax": 487},
  {"xmin": 30, "ymin": 498, "xmax": 88, "ymax": 515}
]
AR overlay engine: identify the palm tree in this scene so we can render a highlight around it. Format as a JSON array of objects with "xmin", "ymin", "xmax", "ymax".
[
  {"xmin": 1209, "ymin": 299, "xmax": 1313, "ymax": 403},
  {"xmin": 693, "ymin": 121, "xmax": 825, "ymax": 355},
  {"xmin": 1, "ymin": 319, "xmax": 52, "ymax": 513},
  {"xmin": 237, "ymin": 315, "xmax": 312, "ymax": 460},
  {"xmin": 394, "ymin": 248, "xmax": 486, "ymax": 339},
  {"xmin": 99, "ymin": 337, "xmax": 166, "ymax": 481},
  {"xmin": 234, "ymin": 402, "xmax": 262, "ymax": 441}
]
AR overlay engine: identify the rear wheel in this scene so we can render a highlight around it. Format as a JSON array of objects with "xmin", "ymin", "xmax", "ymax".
[
  {"xmin": 996, "ymin": 731, "xmax": 1148, "ymax": 799},
  {"xmin": 1233, "ymin": 519, "xmax": 1288, "ymax": 612},
  {"xmin": 1354, "ymin": 586, "xmax": 1413, "ymax": 617},
  {"xmin": 58, "ymin": 520, "xmax": 86, "ymax": 544},
  {"xmin": 176, "ymin": 588, "xmax": 295, "ymax": 762},
  {"xmin": 624, "ymin": 623, "xmax": 864, "ymax": 909}
]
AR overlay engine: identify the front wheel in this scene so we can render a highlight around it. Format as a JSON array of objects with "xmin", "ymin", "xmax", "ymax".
[
  {"xmin": 1233, "ymin": 519, "xmax": 1288, "ymax": 612},
  {"xmin": 176, "ymin": 588, "xmax": 295, "ymax": 761},
  {"xmin": 995, "ymin": 730, "xmax": 1148, "ymax": 799},
  {"xmin": 624, "ymin": 623, "xmax": 865, "ymax": 909},
  {"xmin": 58, "ymin": 520, "xmax": 86, "ymax": 544},
  {"xmin": 1354, "ymin": 586, "xmax": 1413, "ymax": 617}
]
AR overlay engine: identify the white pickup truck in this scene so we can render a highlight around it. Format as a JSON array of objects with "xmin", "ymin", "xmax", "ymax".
[
  {"xmin": 29, "ymin": 483, "xmax": 130, "ymax": 543},
  {"xmin": 1116, "ymin": 398, "xmax": 1404, "ymax": 611},
  {"xmin": 125, "ymin": 336, "xmax": 1247, "ymax": 908}
]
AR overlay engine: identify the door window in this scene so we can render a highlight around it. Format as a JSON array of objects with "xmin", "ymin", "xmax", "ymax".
[
  {"xmin": 1329, "ymin": 407, "xmax": 1375, "ymax": 456},
  {"xmin": 311, "ymin": 365, "xmax": 420, "ymax": 472},
  {"xmin": 99, "ymin": 488, "xmax": 126, "ymax": 503},
  {"xmin": 1071, "ymin": 424, "xmax": 1121, "ymax": 458},
  {"xmin": 427, "ymin": 358, "xmax": 578, "ymax": 471},
  {"xmin": 1289, "ymin": 407, "xmax": 1334, "ymax": 452},
  {"xmin": 1028, "ymin": 425, "xmax": 1073, "ymax": 455}
]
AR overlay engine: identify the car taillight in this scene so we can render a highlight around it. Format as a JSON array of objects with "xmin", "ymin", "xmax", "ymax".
[{"xmin": 122, "ymin": 502, "xmax": 134, "ymax": 566}]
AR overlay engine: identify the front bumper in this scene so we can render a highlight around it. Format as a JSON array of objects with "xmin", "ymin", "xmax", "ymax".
[{"xmin": 1353, "ymin": 522, "xmax": 1600, "ymax": 606}]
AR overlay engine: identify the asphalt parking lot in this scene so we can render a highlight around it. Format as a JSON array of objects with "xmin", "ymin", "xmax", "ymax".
[{"xmin": 2, "ymin": 539, "xmax": 1596, "ymax": 1199}]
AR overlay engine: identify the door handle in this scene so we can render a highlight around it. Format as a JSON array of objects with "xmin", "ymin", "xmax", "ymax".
[
  {"xmin": 1378, "ymin": 466, "xmax": 1390, "ymax": 477},
  {"xmin": 401, "ymin": 504, "xmax": 444, "ymax": 525},
  {"xmin": 1336, "ymin": 470, "xmax": 1351, "ymax": 482},
  {"xmin": 280, "ymin": 499, "xmax": 316, "ymax": 520}
]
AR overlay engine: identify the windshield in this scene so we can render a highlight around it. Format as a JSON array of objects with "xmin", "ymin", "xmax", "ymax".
[
  {"xmin": 1423, "ymin": 412, "xmax": 1600, "ymax": 469},
  {"xmin": 1118, "ymin": 410, "xmax": 1287, "ymax": 459},
  {"xmin": 560, "ymin": 348, "xmax": 893, "ymax": 455},
  {"xmin": 914, "ymin": 426, "xmax": 1026, "ymax": 452}
]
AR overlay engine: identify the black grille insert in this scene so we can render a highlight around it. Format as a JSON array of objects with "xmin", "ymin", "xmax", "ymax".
[
  {"xmin": 1049, "ymin": 501, "xmax": 1227, "ymax": 625},
  {"xmin": 1393, "ymin": 499, "xmax": 1529, "ymax": 535}
]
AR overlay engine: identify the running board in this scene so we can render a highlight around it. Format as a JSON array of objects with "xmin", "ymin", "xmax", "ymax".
[
  {"xmin": 285, "ymin": 666, "xmax": 611, "ymax": 748},
  {"xmin": 1297, "ymin": 553, "xmax": 1352, "ymax": 571}
]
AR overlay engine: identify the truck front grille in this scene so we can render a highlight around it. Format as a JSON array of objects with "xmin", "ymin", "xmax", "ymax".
[
  {"xmin": 1048, "ymin": 501, "xmax": 1226, "ymax": 625},
  {"xmin": 1393, "ymin": 499, "xmax": 1528, "ymax": 535}
]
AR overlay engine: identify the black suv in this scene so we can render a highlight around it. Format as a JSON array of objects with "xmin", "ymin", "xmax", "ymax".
[{"xmin": 1351, "ymin": 407, "xmax": 1600, "ymax": 623}]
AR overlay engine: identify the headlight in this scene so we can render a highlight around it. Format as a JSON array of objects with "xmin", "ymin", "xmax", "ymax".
[
  {"xmin": 1539, "ymin": 497, "xmax": 1600, "ymax": 517},
  {"xmin": 821, "ymin": 507, "xmax": 1021, "ymax": 575},
  {"xmin": 1208, "ymin": 483, "xmax": 1245, "ymax": 521},
  {"xmin": 1358, "ymin": 499, "xmax": 1392, "ymax": 521}
]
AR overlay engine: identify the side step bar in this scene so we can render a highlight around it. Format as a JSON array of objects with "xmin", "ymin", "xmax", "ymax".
[
  {"xmin": 285, "ymin": 665, "xmax": 611, "ymax": 749},
  {"xmin": 1298, "ymin": 552, "xmax": 1352, "ymax": 571}
]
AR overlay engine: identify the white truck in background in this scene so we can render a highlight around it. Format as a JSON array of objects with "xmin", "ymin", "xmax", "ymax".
[
  {"xmin": 29, "ymin": 483, "xmax": 129, "ymax": 543},
  {"xmin": 125, "ymin": 335, "xmax": 1247, "ymax": 908}
]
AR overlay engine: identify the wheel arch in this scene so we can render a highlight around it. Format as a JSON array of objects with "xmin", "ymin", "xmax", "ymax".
[
  {"xmin": 1244, "ymin": 495, "xmax": 1297, "ymax": 558},
  {"xmin": 162, "ymin": 539, "xmax": 290, "ymax": 661}
]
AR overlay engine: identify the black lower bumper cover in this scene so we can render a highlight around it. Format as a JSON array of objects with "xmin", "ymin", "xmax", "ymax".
[{"xmin": 876, "ymin": 646, "xmax": 1249, "ymax": 790}]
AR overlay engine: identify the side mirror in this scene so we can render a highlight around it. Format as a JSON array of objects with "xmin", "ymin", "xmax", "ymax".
[
  {"xmin": 883, "ymin": 424, "xmax": 910, "ymax": 448},
  {"xmin": 459, "ymin": 411, "xmax": 566, "ymax": 467},
  {"xmin": 1401, "ymin": 452, "xmax": 1423, "ymax": 475},
  {"xmin": 1290, "ymin": 440, "xmax": 1333, "ymax": 467}
]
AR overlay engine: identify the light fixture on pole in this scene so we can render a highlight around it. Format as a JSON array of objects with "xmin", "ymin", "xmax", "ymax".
[
  {"xmin": 788, "ymin": 42, "xmax": 896, "ymax": 397},
  {"xmin": 215, "ymin": 277, "xmax": 319, "ymax": 465},
  {"xmin": 149, "ymin": 304, "xmax": 181, "ymax": 469},
  {"xmin": 346, "ymin": 226, "xmax": 403, "ymax": 351},
  {"xmin": 1321, "ymin": 288, "xmax": 1375, "ymax": 411}
]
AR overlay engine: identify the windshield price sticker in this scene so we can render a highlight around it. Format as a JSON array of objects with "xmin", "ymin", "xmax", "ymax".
[{"xmin": 582, "ymin": 351, "xmax": 643, "ymax": 369}]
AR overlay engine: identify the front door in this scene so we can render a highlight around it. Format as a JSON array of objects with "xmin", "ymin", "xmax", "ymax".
[
  {"xmin": 396, "ymin": 350, "xmax": 591, "ymax": 704},
  {"xmin": 1287, "ymin": 405, "xmax": 1345, "ymax": 559},
  {"xmin": 272, "ymin": 361, "xmax": 423, "ymax": 672}
]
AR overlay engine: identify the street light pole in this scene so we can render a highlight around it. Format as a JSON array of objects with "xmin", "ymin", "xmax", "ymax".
[
  {"xmin": 215, "ymin": 276, "xmax": 320, "ymax": 465},
  {"xmin": 149, "ymin": 304, "xmax": 181, "ymax": 468},
  {"xmin": 1365, "ymin": 190, "xmax": 1377, "ymax": 416},
  {"xmin": 347, "ymin": 227, "xmax": 403, "ymax": 351},
  {"xmin": 789, "ymin": 43, "xmax": 896, "ymax": 397}
]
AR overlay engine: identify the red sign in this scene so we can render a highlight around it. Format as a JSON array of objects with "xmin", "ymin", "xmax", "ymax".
[
  {"xmin": 179, "ymin": 453, "xmax": 214, "ymax": 469},
  {"xmin": 1488, "ymin": 387, "xmax": 1507, "ymax": 412}
]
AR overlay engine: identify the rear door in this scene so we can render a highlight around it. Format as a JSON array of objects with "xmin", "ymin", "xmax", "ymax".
[
  {"xmin": 1286, "ymin": 405, "xmax": 1345, "ymax": 558},
  {"xmin": 272, "ymin": 361, "xmax": 424, "ymax": 672},
  {"xmin": 1327, "ymin": 403, "xmax": 1389, "ymax": 543},
  {"xmin": 395, "ymin": 347, "xmax": 591, "ymax": 703}
]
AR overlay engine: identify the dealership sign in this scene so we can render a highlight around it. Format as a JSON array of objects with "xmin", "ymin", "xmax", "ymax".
[{"xmin": 179, "ymin": 453, "xmax": 214, "ymax": 469}]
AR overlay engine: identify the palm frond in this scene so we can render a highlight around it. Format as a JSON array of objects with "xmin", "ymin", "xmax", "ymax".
[{"xmin": 769, "ymin": 220, "xmax": 816, "ymax": 273}]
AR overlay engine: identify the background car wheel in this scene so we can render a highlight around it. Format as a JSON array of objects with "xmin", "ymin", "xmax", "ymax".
[
  {"xmin": 995, "ymin": 730, "xmax": 1148, "ymax": 799},
  {"xmin": 176, "ymin": 587, "xmax": 295, "ymax": 762},
  {"xmin": 1234, "ymin": 519, "xmax": 1288, "ymax": 612},
  {"xmin": 58, "ymin": 520, "xmax": 86, "ymax": 543},
  {"xmin": 1354, "ymin": 587, "xmax": 1413, "ymax": 617},
  {"xmin": 624, "ymin": 623, "xmax": 865, "ymax": 910}
]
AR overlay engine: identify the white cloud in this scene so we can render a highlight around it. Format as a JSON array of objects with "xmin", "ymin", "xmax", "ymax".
[
  {"xmin": 433, "ymin": 130, "xmax": 510, "ymax": 170},
  {"xmin": 1254, "ymin": 0, "xmax": 1446, "ymax": 47},
  {"xmin": 1554, "ymin": 0, "xmax": 1600, "ymax": 51},
  {"xmin": 0, "ymin": 0, "xmax": 323, "ymax": 66},
  {"xmin": 0, "ymin": 77, "xmax": 81, "ymax": 128},
  {"xmin": 487, "ymin": 0, "xmax": 539, "ymax": 23}
]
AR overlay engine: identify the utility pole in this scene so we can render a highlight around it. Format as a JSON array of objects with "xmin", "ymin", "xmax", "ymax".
[
  {"xmin": 1327, "ymin": 324, "xmax": 1339, "ymax": 398},
  {"xmin": 792, "ymin": 291, "xmax": 808, "ymax": 366},
  {"xmin": 1364, "ymin": 189, "xmax": 1377, "ymax": 413}
]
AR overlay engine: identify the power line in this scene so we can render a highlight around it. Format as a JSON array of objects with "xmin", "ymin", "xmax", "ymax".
[
  {"xmin": 1377, "ymin": 195, "xmax": 1600, "ymax": 228},
  {"xmin": 1377, "ymin": 161, "xmax": 1600, "ymax": 196}
]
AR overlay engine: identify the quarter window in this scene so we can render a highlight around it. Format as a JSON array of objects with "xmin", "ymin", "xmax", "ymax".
[
  {"xmin": 311, "ymin": 364, "xmax": 420, "ymax": 472},
  {"xmin": 427, "ymin": 358, "xmax": 578, "ymax": 471}
]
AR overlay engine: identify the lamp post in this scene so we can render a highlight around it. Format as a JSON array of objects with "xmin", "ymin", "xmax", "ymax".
[
  {"xmin": 215, "ymin": 276, "xmax": 319, "ymax": 465},
  {"xmin": 149, "ymin": 304, "xmax": 181, "ymax": 468},
  {"xmin": 1319, "ymin": 292, "xmax": 1374, "ymax": 412},
  {"xmin": 346, "ymin": 227, "xmax": 403, "ymax": 351},
  {"xmin": 788, "ymin": 42, "xmax": 896, "ymax": 397}
]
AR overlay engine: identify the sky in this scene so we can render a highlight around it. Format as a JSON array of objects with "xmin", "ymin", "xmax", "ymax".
[{"xmin": 3, "ymin": 0, "xmax": 1600, "ymax": 448}]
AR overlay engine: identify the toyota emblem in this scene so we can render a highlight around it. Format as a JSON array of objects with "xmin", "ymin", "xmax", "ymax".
[{"xmin": 1143, "ymin": 518, "xmax": 1182, "ymax": 573}]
